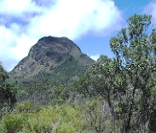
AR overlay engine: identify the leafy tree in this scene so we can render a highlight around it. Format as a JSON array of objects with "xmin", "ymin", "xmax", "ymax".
[
  {"xmin": 0, "ymin": 63, "xmax": 16, "ymax": 113},
  {"xmin": 0, "ymin": 63, "xmax": 8, "ymax": 84},
  {"xmin": 77, "ymin": 14, "xmax": 156, "ymax": 132}
]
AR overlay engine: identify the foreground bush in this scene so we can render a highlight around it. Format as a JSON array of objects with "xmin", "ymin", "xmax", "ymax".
[{"xmin": 0, "ymin": 102, "xmax": 88, "ymax": 133}]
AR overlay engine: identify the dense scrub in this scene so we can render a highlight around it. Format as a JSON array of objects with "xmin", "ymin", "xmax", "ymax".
[
  {"xmin": 0, "ymin": 102, "xmax": 88, "ymax": 133},
  {"xmin": 0, "ymin": 101, "xmax": 120, "ymax": 133}
]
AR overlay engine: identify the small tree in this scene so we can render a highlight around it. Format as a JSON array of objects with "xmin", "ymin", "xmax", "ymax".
[
  {"xmin": 78, "ymin": 14, "xmax": 156, "ymax": 132},
  {"xmin": 0, "ymin": 63, "xmax": 8, "ymax": 84},
  {"xmin": 0, "ymin": 63, "xmax": 16, "ymax": 114}
]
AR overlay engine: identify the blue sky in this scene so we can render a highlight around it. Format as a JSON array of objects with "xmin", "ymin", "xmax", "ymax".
[
  {"xmin": 76, "ymin": 0, "xmax": 154, "ymax": 60},
  {"xmin": 0, "ymin": 0, "xmax": 156, "ymax": 71}
]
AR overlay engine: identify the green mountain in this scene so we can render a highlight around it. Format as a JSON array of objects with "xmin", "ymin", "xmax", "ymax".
[{"xmin": 9, "ymin": 36, "xmax": 94, "ymax": 87}]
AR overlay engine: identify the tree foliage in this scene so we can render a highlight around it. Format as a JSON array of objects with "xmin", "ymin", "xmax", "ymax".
[
  {"xmin": 0, "ymin": 63, "xmax": 8, "ymax": 84},
  {"xmin": 77, "ymin": 14, "xmax": 156, "ymax": 132},
  {"xmin": 0, "ymin": 63, "xmax": 16, "ymax": 115}
]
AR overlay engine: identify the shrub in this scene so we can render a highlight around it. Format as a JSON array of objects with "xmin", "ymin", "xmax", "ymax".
[
  {"xmin": 0, "ymin": 113, "xmax": 26, "ymax": 133},
  {"xmin": 0, "ymin": 103, "xmax": 90, "ymax": 133}
]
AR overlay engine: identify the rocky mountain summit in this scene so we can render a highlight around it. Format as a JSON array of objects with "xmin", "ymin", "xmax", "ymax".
[{"xmin": 10, "ymin": 36, "xmax": 94, "ymax": 86}]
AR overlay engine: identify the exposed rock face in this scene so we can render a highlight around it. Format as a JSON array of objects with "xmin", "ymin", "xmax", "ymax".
[{"xmin": 10, "ymin": 36, "xmax": 94, "ymax": 86}]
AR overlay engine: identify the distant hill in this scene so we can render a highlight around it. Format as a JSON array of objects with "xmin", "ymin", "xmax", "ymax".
[{"xmin": 9, "ymin": 36, "xmax": 94, "ymax": 87}]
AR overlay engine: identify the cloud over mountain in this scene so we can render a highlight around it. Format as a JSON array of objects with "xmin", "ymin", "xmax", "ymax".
[{"xmin": 0, "ymin": 0, "xmax": 123, "ymax": 71}]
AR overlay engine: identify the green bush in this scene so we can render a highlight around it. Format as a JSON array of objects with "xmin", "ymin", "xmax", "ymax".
[
  {"xmin": 55, "ymin": 105, "xmax": 87, "ymax": 132},
  {"xmin": 14, "ymin": 101, "xmax": 41, "ymax": 113},
  {"xmin": 0, "ymin": 113, "xmax": 26, "ymax": 133},
  {"xmin": 0, "ymin": 103, "xmax": 90, "ymax": 133}
]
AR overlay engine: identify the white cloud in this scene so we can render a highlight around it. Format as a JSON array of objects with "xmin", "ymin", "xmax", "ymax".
[
  {"xmin": 143, "ymin": 1, "xmax": 156, "ymax": 26},
  {"xmin": 10, "ymin": 34, "xmax": 37, "ymax": 60},
  {"xmin": 0, "ymin": 26, "xmax": 18, "ymax": 70},
  {"xmin": 0, "ymin": 26, "xmax": 36, "ymax": 70},
  {"xmin": 0, "ymin": 0, "xmax": 43, "ymax": 17},
  {"xmin": 0, "ymin": 0, "xmax": 123, "ymax": 71},
  {"xmin": 27, "ymin": 0, "xmax": 123, "ymax": 39},
  {"xmin": 90, "ymin": 54, "xmax": 100, "ymax": 61}
]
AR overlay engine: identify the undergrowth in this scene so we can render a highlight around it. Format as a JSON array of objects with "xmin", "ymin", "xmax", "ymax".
[{"xmin": 0, "ymin": 101, "xmax": 89, "ymax": 133}]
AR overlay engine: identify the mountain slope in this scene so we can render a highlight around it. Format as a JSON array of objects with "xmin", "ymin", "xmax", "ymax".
[{"xmin": 9, "ymin": 36, "xmax": 94, "ymax": 87}]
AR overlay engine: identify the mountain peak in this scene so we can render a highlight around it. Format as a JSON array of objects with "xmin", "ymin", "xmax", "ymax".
[
  {"xmin": 10, "ymin": 36, "xmax": 94, "ymax": 86},
  {"xmin": 28, "ymin": 36, "xmax": 82, "ymax": 64},
  {"xmin": 37, "ymin": 36, "xmax": 71, "ymax": 44}
]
